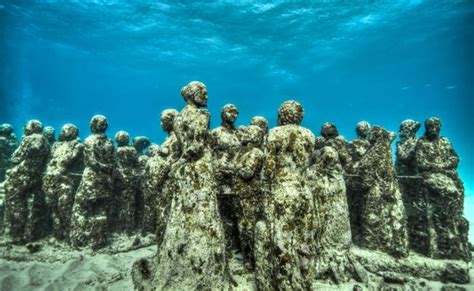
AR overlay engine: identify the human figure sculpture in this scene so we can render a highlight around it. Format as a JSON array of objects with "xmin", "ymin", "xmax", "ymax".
[
  {"xmin": 347, "ymin": 121, "xmax": 371, "ymax": 164},
  {"xmin": 70, "ymin": 115, "xmax": 115, "ymax": 249},
  {"xmin": 250, "ymin": 115, "xmax": 269, "ymax": 134},
  {"xmin": 210, "ymin": 104, "xmax": 241, "ymax": 252},
  {"xmin": 260, "ymin": 100, "xmax": 316, "ymax": 290},
  {"xmin": 234, "ymin": 125, "xmax": 265, "ymax": 270},
  {"xmin": 414, "ymin": 117, "xmax": 470, "ymax": 261},
  {"xmin": 133, "ymin": 136, "xmax": 151, "ymax": 156},
  {"xmin": 346, "ymin": 121, "xmax": 371, "ymax": 243},
  {"xmin": 0, "ymin": 123, "xmax": 18, "ymax": 182},
  {"xmin": 315, "ymin": 122, "xmax": 351, "ymax": 169},
  {"xmin": 43, "ymin": 126, "xmax": 56, "ymax": 147},
  {"xmin": 142, "ymin": 109, "xmax": 179, "ymax": 238},
  {"xmin": 113, "ymin": 130, "xmax": 140, "ymax": 233},
  {"xmin": 133, "ymin": 81, "xmax": 227, "ymax": 290},
  {"xmin": 395, "ymin": 119, "xmax": 423, "ymax": 252},
  {"xmin": 42, "ymin": 124, "xmax": 84, "ymax": 241},
  {"xmin": 305, "ymin": 146, "xmax": 353, "ymax": 282},
  {"xmin": 357, "ymin": 126, "xmax": 409, "ymax": 257},
  {"xmin": 4, "ymin": 120, "xmax": 50, "ymax": 243}
]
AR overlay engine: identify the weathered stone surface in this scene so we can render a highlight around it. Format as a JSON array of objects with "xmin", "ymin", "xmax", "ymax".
[
  {"xmin": 42, "ymin": 124, "xmax": 84, "ymax": 241},
  {"xmin": 356, "ymin": 126, "xmax": 409, "ymax": 257},
  {"xmin": 142, "ymin": 109, "xmax": 179, "ymax": 242},
  {"xmin": 112, "ymin": 130, "xmax": 140, "ymax": 234},
  {"xmin": 346, "ymin": 121, "xmax": 371, "ymax": 246},
  {"xmin": 133, "ymin": 81, "xmax": 227, "ymax": 290},
  {"xmin": 315, "ymin": 122, "xmax": 352, "ymax": 170},
  {"xmin": 250, "ymin": 115, "xmax": 269, "ymax": 134},
  {"xmin": 305, "ymin": 146, "xmax": 353, "ymax": 282},
  {"xmin": 0, "ymin": 123, "xmax": 18, "ymax": 182},
  {"xmin": 70, "ymin": 115, "xmax": 115, "ymax": 250},
  {"xmin": 414, "ymin": 117, "xmax": 470, "ymax": 261},
  {"xmin": 395, "ymin": 119, "xmax": 423, "ymax": 255},
  {"xmin": 210, "ymin": 103, "xmax": 241, "ymax": 252},
  {"xmin": 234, "ymin": 125, "xmax": 265, "ymax": 270},
  {"xmin": 42, "ymin": 126, "xmax": 56, "ymax": 147},
  {"xmin": 133, "ymin": 136, "xmax": 151, "ymax": 156},
  {"xmin": 260, "ymin": 100, "xmax": 316, "ymax": 290},
  {"xmin": 4, "ymin": 120, "xmax": 50, "ymax": 244}
]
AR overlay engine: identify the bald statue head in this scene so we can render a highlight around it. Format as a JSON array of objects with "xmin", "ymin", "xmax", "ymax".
[
  {"xmin": 277, "ymin": 100, "xmax": 304, "ymax": 126},
  {"xmin": 180, "ymin": 81, "xmax": 208, "ymax": 108}
]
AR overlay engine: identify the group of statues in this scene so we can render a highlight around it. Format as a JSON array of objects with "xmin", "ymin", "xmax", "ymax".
[{"xmin": 0, "ymin": 81, "xmax": 470, "ymax": 290}]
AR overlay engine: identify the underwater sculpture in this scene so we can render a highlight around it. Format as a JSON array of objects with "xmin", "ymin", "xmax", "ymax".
[
  {"xmin": 315, "ymin": 122, "xmax": 352, "ymax": 170},
  {"xmin": 133, "ymin": 81, "xmax": 227, "ymax": 290},
  {"xmin": 112, "ymin": 130, "xmax": 140, "ymax": 233},
  {"xmin": 0, "ymin": 123, "xmax": 18, "ymax": 182},
  {"xmin": 395, "ymin": 119, "xmax": 423, "ymax": 253},
  {"xmin": 142, "ymin": 109, "xmax": 179, "ymax": 238},
  {"xmin": 133, "ymin": 136, "xmax": 151, "ymax": 156},
  {"xmin": 4, "ymin": 120, "xmax": 50, "ymax": 243},
  {"xmin": 250, "ymin": 115, "xmax": 269, "ymax": 134},
  {"xmin": 346, "ymin": 121, "xmax": 371, "ymax": 243},
  {"xmin": 70, "ymin": 115, "xmax": 115, "ymax": 249},
  {"xmin": 305, "ymin": 146, "xmax": 353, "ymax": 282},
  {"xmin": 42, "ymin": 124, "xmax": 84, "ymax": 241},
  {"xmin": 210, "ymin": 103, "xmax": 242, "ymax": 251},
  {"xmin": 260, "ymin": 100, "xmax": 316, "ymax": 290},
  {"xmin": 234, "ymin": 125, "xmax": 265, "ymax": 270},
  {"xmin": 414, "ymin": 117, "xmax": 471, "ymax": 261},
  {"xmin": 42, "ymin": 126, "xmax": 56, "ymax": 147},
  {"xmin": 356, "ymin": 126, "xmax": 409, "ymax": 257}
]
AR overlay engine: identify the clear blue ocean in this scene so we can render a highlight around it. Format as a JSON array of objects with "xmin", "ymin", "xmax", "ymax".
[{"xmin": 1, "ymin": 1, "xmax": 473, "ymax": 240}]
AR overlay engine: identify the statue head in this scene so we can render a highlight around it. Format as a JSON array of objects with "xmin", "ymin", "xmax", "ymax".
[
  {"xmin": 90, "ymin": 115, "xmax": 108, "ymax": 134},
  {"xmin": 320, "ymin": 122, "xmax": 339, "ymax": 139},
  {"xmin": 355, "ymin": 121, "xmax": 371, "ymax": 139},
  {"xmin": 180, "ymin": 81, "xmax": 208, "ymax": 107},
  {"xmin": 59, "ymin": 123, "xmax": 79, "ymax": 141},
  {"xmin": 161, "ymin": 109, "xmax": 178, "ymax": 134},
  {"xmin": 43, "ymin": 126, "xmax": 56, "ymax": 143},
  {"xmin": 0, "ymin": 123, "xmax": 13, "ymax": 136},
  {"xmin": 250, "ymin": 116, "xmax": 269, "ymax": 133},
  {"xmin": 317, "ymin": 146, "xmax": 340, "ymax": 169},
  {"xmin": 424, "ymin": 117, "xmax": 441, "ymax": 140},
  {"xmin": 277, "ymin": 100, "xmax": 304, "ymax": 126},
  {"xmin": 221, "ymin": 104, "xmax": 239, "ymax": 127},
  {"xmin": 240, "ymin": 125, "xmax": 265, "ymax": 148},
  {"xmin": 133, "ymin": 136, "xmax": 151, "ymax": 154},
  {"xmin": 115, "ymin": 131, "xmax": 130, "ymax": 147},
  {"xmin": 24, "ymin": 120, "xmax": 43, "ymax": 136},
  {"xmin": 399, "ymin": 119, "xmax": 421, "ymax": 140}
]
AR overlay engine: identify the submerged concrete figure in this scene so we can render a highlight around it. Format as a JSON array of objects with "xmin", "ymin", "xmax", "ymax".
[
  {"xmin": 42, "ymin": 124, "xmax": 84, "ymax": 241},
  {"xmin": 70, "ymin": 115, "xmax": 115, "ymax": 249},
  {"xmin": 315, "ymin": 122, "xmax": 351, "ymax": 169},
  {"xmin": 43, "ymin": 126, "xmax": 56, "ymax": 147},
  {"xmin": 346, "ymin": 121, "xmax": 371, "ymax": 243},
  {"xmin": 234, "ymin": 125, "xmax": 265, "ymax": 270},
  {"xmin": 112, "ymin": 130, "xmax": 140, "ymax": 233},
  {"xmin": 357, "ymin": 126, "xmax": 408, "ymax": 257},
  {"xmin": 347, "ymin": 121, "xmax": 371, "ymax": 164},
  {"xmin": 133, "ymin": 136, "xmax": 151, "ymax": 156},
  {"xmin": 414, "ymin": 117, "xmax": 470, "ymax": 261},
  {"xmin": 142, "ymin": 109, "xmax": 179, "ymax": 238},
  {"xmin": 395, "ymin": 119, "xmax": 423, "ymax": 253},
  {"xmin": 133, "ymin": 81, "xmax": 227, "ymax": 290},
  {"xmin": 210, "ymin": 104, "xmax": 241, "ymax": 251},
  {"xmin": 260, "ymin": 100, "xmax": 316, "ymax": 290},
  {"xmin": 305, "ymin": 146, "xmax": 352, "ymax": 282},
  {"xmin": 4, "ymin": 120, "xmax": 50, "ymax": 244},
  {"xmin": 250, "ymin": 115, "xmax": 269, "ymax": 134},
  {"xmin": 0, "ymin": 123, "xmax": 18, "ymax": 182}
]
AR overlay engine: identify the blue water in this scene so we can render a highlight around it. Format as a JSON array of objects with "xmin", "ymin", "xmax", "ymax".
[{"xmin": 1, "ymin": 1, "xmax": 473, "ymax": 238}]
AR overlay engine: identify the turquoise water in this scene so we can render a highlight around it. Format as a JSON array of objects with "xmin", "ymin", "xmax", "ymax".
[{"xmin": 1, "ymin": 1, "xmax": 473, "ymax": 237}]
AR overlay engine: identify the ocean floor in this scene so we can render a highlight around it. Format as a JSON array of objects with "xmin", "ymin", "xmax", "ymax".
[{"xmin": 0, "ymin": 232, "xmax": 472, "ymax": 291}]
